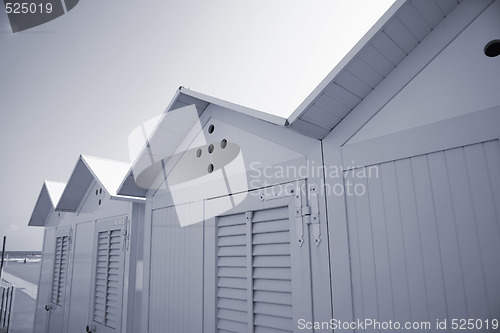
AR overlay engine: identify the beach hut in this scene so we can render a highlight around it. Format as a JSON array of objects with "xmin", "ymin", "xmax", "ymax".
[
  {"xmin": 28, "ymin": 181, "xmax": 67, "ymax": 333},
  {"xmin": 29, "ymin": 156, "xmax": 145, "ymax": 333},
  {"xmin": 117, "ymin": 88, "xmax": 333, "ymax": 332},
  {"xmin": 288, "ymin": 0, "xmax": 500, "ymax": 330},
  {"xmin": 28, "ymin": 1, "xmax": 500, "ymax": 332}
]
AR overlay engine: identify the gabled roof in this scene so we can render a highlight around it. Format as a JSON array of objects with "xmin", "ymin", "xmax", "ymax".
[
  {"xmin": 56, "ymin": 155, "xmax": 144, "ymax": 212},
  {"xmin": 287, "ymin": 0, "xmax": 461, "ymax": 139},
  {"xmin": 117, "ymin": 0, "xmax": 463, "ymax": 196},
  {"xmin": 169, "ymin": 87, "xmax": 287, "ymax": 126},
  {"xmin": 28, "ymin": 181, "xmax": 66, "ymax": 227},
  {"xmin": 117, "ymin": 87, "xmax": 288, "ymax": 197}
]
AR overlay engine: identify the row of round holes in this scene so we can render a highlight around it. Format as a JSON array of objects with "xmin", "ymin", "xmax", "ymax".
[
  {"xmin": 206, "ymin": 125, "xmax": 222, "ymax": 173},
  {"xmin": 196, "ymin": 139, "xmax": 228, "ymax": 158}
]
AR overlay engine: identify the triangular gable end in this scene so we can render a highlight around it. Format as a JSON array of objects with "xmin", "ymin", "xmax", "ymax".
[
  {"xmin": 117, "ymin": 88, "xmax": 291, "ymax": 198},
  {"xmin": 56, "ymin": 155, "xmax": 141, "ymax": 213},
  {"xmin": 28, "ymin": 181, "xmax": 66, "ymax": 227}
]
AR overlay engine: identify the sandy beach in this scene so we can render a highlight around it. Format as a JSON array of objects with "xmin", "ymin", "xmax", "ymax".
[{"xmin": 1, "ymin": 262, "xmax": 40, "ymax": 333}]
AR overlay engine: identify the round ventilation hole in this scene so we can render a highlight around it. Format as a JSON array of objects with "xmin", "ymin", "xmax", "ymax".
[
  {"xmin": 208, "ymin": 144, "xmax": 214, "ymax": 153},
  {"xmin": 208, "ymin": 164, "xmax": 214, "ymax": 173},
  {"xmin": 484, "ymin": 40, "xmax": 500, "ymax": 57},
  {"xmin": 220, "ymin": 139, "xmax": 227, "ymax": 149},
  {"xmin": 196, "ymin": 148, "xmax": 202, "ymax": 158},
  {"xmin": 208, "ymin": 124, "xmax": 215, "ymax": 134}
]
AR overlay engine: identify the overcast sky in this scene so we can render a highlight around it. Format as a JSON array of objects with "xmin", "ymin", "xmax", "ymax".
[{"xmin": 0, "ymin": 0, "xmax": 396, "ymax": 251}]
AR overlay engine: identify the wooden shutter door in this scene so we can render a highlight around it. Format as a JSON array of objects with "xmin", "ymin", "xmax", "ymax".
[
  {"xmin": 47, "ymin": 227, "xmax": 71, "ymax": 333},
  {"xmin": 209, "ymin": 181, "xmax": 314, "ymax": 333},
  {"xmin": 90, "ymin": 217, "xmax": 127, "ymax": 333},
  {"xmin": 51, "ymin": 233, "xmax": 69, "ymax": 305}
]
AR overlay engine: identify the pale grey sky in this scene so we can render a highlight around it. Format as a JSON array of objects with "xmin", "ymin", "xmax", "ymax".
[{"xmin": 0, "ymin": 0, "xmax": 396, "ymax": 250}]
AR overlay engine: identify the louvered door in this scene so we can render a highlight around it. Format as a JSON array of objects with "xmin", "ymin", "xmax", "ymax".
[
  {"xmin": 90, "ymin": 217, "xmax": 127, "ymax": 333},
  {"xmin": 46, "ymin": 227, "xmax": 71, "ymax": 333},
  {"xmin": 207, "ymin": 181, "xmax": 314, "ymax": 333},
  {"xmin": 51, "ymin": 234, "xmax": 69, "ymax": 305}
]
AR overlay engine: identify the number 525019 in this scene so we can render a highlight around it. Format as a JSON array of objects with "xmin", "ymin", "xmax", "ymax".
[{"xmin": 5, "ymin": 2, "xmax": 53, "ymax": 14}]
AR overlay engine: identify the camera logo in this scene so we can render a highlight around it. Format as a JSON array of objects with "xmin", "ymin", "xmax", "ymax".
[{"xmin": 3, "ymin": 0, "xmax": 79, "ymax": 33}]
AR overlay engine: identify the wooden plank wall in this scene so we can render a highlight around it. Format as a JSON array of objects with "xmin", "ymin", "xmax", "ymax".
[
  {"xmin": 149, "ymin": 206, "xmax": 203, "ymax": 333},
  {"xmin": 344, "ymin": 140, "xmax": 500, "ymax": 330}
]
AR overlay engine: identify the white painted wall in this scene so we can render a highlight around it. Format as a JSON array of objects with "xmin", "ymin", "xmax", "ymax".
[
  {"xmin": 147, "ymin": 205, "xmax": 203, "ymax": 333},
  {"xmin": 347, "ymin": 1, "xmax": 500, "ymax": 144},
  {"xmin": 343, "ymin": 139, "xmax": 500, "ymax": 327}
]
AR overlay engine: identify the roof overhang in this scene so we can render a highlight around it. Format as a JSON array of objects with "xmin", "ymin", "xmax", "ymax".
[
  {"xmin": 172, "ymin": 87, "xmax": 287, "ymax": 126},
  {"xmin": 287, "ymin": 0, "xmax": 461, "ymax": 139},
  {"xmin": 28, "ymin": 181, "xmax": 65, "ymax": 227},
  {"xmin": 56, "ymin": 155, "xmax": 144, "ymax": 212}
]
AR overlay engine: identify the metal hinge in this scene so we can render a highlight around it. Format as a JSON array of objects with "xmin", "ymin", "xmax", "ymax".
[
  {"xmin": 122, "ymin": 229, "xmax": 129, "ymax": 252},
  {"xmin": 295, "ymin": 182, "xmax": 305, "ymax": 246},
  {"xmin": 294, "ymin": 182, "xmax": 321, "ymax": 247},
  {"xmin": 121, "ymin": 217, "xmax": 129, "ymax": 252},
  {"xmin": 245, "ymin": 211, "xmax": 253, "ymax": 221},
  {"xmin": 67, "ymin": 227, "xmax": 73, "ymax": 246},
  {"xmin": 308, "ymin": 185, "xmax": 321, "ymax": 246},
  {"xmin": 301, "ymin": 206, "xmax": 311, "ymax": 217}
]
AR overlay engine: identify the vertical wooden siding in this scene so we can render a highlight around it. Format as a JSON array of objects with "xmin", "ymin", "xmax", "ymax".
[
  {"xmin": 345, "ymin": 140, "xmax": 500, "ymax": 331},
  {"xmin": 149, "ymin": 206, "xmax": 203, "ymax": 333}
]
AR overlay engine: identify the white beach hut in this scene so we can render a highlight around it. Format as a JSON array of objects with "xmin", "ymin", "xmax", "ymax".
[
  {"xmin": 117, "ymin": 88, "xmax": 333, "ymax": 333},
  {"xmin": 29, "ymin": 155, "xmax": 145, "ymax": 333},
  {"xmin": 28, "ymin": 180, "xmax": 68, "ymax": 333},
  {"xmin": 27, "ymin": 0, "xmax": 500, "ymax": 332},
  {"xmin": 288, "ymin": 0, "xmax": 500, "ymax": 330}
]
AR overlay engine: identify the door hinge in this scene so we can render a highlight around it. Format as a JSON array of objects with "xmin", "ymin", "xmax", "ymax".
[
  {"xmin": 122, "ymin": 217, "xmax": 130, "ymax": 252},
  {"xmin": 308, "ymin": 185, "xmax": 321, "ymax": 246},
  {"xmin": 122, "ymin": 231, "xmax": 129, "ymax": 252},
  {"xmin": 295, "ymin": 182, "xmax": 321, "ymax": 247},
  {"xmin": 295, "ymin": 182, "xmax": 305, "ymax": 246},
  {"xmin": 245, "ymin": 211, "xmax": 254, "ymax": 222}
]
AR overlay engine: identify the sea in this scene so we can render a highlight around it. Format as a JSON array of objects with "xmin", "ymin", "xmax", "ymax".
[{"xmin": 0, "ymin": 251, "xmax": 42, "ymax": 263}]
